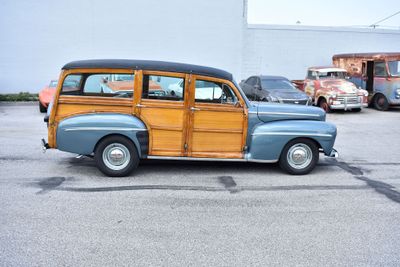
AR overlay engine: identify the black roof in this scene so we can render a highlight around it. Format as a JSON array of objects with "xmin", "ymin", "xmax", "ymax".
[
  {"xmin": 62, "ymin": 59, "xmax": 233, "ymax": 81},
  {"xmin": 259, "ymin": 75, "xmax": 289, "ymax": 80}
]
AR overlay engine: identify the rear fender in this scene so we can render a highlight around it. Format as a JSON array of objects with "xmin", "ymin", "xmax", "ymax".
[{"xmin": 56, "ymin": 113, "xmax": 148, "ymax": 158}]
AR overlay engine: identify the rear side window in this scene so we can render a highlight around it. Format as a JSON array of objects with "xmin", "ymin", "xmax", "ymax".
[
  {"xmin": 61, "ymin": 73, "xmax": 134, "ymax": 98},
  {"xmin": 142, "ymin": 75, "xmax": 184, "ymax": 101}
]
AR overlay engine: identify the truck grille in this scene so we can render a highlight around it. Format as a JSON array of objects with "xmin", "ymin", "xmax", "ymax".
[
  {"xmin": 337, "ymin": 95, "xmax": 360, "ymax": 104},
  {"xmin": 281, "ymin": 99, "xmax": 308, "ymax": 105}
]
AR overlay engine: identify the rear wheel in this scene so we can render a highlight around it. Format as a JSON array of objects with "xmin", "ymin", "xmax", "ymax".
[
  {"xmin": 279, "ymin": 138, "xmax": 319, "ymax": 175},
  {"xmin": 94, "ymin": 135, "xmax": 139, "ymax": 177},
  {"xmin": 318, "ymin": 98, "xmax": 331, "ymax": 113},
  {"xmin": 373, "ymin": 94, "xmax": 389, "ymax": 111},
  {"xmin": 39, "ymin": 102, "xmax": 47, "ymax": 113}
]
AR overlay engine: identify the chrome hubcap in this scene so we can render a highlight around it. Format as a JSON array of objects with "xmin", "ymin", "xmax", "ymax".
[
  {"xmin": 103, "ymin": 143, "xmax": 130, "ymax": 171},
  {"xmin": 287, "ymin": 143, "xmax": 312, "ymax": 169}
]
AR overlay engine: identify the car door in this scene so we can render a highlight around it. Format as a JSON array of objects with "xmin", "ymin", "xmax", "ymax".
[
  {"xmin": 135, "ymin": 71, "xmax": 189, "ymax": 157},
  {"xmin": 186, "ymin": 76, "xmax": 247, "ymax": 159}
]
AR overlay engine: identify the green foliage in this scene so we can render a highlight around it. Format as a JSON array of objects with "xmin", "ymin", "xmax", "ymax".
[{"xmin": 0, "ymin": 92, "xmax": 39, "ymax": 101}]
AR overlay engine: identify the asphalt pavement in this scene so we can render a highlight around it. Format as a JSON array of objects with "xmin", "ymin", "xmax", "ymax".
[{"xmin": 1, "ymin": 102, "xmax": 400, "ymax": 266}]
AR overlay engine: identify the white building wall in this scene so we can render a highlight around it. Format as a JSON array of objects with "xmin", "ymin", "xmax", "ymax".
[
  {"xmin": 0, "ymin": 0, "xmax": 245, "ymax": 93},
  {"xmin": 242, "ymin": 25, "xmax": 400, "ymax": 80}
]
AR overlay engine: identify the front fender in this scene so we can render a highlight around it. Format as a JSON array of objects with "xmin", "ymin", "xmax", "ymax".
[
  {"xmin": 247, "ymin": 120, "xmax": 337, "ymax": 161},
  {"xmin": 56, "ymin": 113, "xmax": 148, "ymax": 157}
]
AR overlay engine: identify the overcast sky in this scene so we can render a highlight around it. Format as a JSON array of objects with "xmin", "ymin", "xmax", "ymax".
[{"xmin": 248, "ymin": 0, "xmax": 400, "ymax": 28}]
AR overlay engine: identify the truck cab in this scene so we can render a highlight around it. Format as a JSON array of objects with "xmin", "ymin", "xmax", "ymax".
[{"xmin": 303, "ymin": 66, "xmax": 368, "ymax": 112}]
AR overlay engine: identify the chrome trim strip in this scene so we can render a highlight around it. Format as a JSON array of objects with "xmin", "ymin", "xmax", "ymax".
[
  {"xmin": 252, "ymin": 132, "xmax": 333, "ymax": 138},
  {"xmin": 64, "ymin": 127, "xmax": 147, "ymax": 132},
  {"xmin": 257, "ymin": 111, "xmax": 320, "ymax": 117},
  {"xmin": 147, "ymin": 156, "xmax": 278, "ymax": 163}
]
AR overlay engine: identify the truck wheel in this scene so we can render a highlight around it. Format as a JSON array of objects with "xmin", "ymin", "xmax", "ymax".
[
  {"xmin": 319, "ymin": 98, "xmax": 331, "ymax": 113},
  {"xmin": 94, "ymin": 135, "xmax": 139, "ymax": 177},
  {"xmin": 39, "ymin": 102, "xmax": 47, "ymax": 113},
  {"xmin": 279, "ymin": 138, "xmax": 319, "ymax": 175},
  {"xmin": 373, "ymin": 94, "xmax": 389, "ymax": 111}
]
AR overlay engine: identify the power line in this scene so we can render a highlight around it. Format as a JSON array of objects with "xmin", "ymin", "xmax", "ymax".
[{"xmin": 370, "ymin": 10, "xmax": 400, "ymax": 28}]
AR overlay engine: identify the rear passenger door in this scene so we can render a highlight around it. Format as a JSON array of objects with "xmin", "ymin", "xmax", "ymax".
[{"xmin": 136, "ymin": 71, "xmax": 189, "ymax": 157}]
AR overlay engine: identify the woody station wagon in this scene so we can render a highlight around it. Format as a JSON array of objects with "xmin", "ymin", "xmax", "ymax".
[{"xmin": 42, "ymin": 60, "xmax": 338, "ymax": 176}]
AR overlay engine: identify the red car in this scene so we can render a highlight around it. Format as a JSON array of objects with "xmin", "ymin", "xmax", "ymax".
[{"xmin": 38, "ymin": 80, "xmax": 57, "ymax": 112}]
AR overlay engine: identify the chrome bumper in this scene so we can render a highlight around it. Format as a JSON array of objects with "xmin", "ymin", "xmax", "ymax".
[
  {"xmin": 41, "ymin": 138, "xmax": 49, "ymax": 153},
  {"xmin": 330, "ymin": 103, "xmax": 363, "ymax": 110},
  {"xmin": 328, "ymin": 148, "xmax": 339, "ymax": 158}
]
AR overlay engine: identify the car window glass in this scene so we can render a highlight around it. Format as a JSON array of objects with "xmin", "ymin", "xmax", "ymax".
[
  {"xmin": 247, "ymin": 77, "xmax": 256, "ymax": 86},
  {"xmin": 61, "ymin": 74, "xmax": 82, "ymax": 95},
  {"xmin": 195, "ymin": 80, "xmax": 238, "ymax": 104},
  {"xmin": 142, "ymin": 75, "xmax": 184, "ymax": 101},
  {"xmin": 83, "ymin": 74, "xmax": 134, "ymax": 98},
  {"xmin": 374, "ymin": 62, "xmax": 387, "ymax": 77},
  {"xmin": 261, "ymin": 79, "xmax": 297, "ymax": 91}
]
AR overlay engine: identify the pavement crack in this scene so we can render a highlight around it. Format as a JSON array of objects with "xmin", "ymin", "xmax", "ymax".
[{"xmin": 329, "ymin": 158, "xmax": 400, "ymax": 204}]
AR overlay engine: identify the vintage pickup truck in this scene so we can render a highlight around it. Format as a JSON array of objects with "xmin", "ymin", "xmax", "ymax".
[
  {"xmin": 293, "ymin": 66, "xmax": 368, "ymax": 112},
  {"xmin": 43, "ymin": 60, "xmax": 338, "ymax": 176}
]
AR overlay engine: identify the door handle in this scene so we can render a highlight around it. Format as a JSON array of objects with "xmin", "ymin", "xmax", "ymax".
[
  {"xmin": 190, "ymin": 107, "xmax": 200, "ymax": 112},
  {"xmin": 136, "ymin": 104, "xmax": 146, "ymax": 108}
]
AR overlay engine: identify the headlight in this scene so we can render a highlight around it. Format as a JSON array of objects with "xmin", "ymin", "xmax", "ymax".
[
  {"xmin": 396, "ymin": 89, "xmax": 400, "ymax": 95},
  {"xmin": 330, "ymin": 94, "xmax": 337, "ymax": 99}
]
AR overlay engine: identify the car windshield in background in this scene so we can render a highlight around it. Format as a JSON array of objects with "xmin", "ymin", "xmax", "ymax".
[
  {"xmin": 388, "ymin": 61, "xmax": 400, "ymax": 76},
  {"xmin": 318, "ymin": 71, "xmax": 346, "ymax": 79},
  {"xmin": 261, "ymin": 79, "xmax": 297, "ymax": 91},
  {"xmin": 49, "ymin": 80, "xmax": 58, "ymax": 87}
]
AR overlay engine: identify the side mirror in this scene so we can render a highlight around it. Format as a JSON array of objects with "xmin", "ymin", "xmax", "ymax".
[{"xmin": 254, "ymin": 84, "xmax": 261, "ymax": 90}]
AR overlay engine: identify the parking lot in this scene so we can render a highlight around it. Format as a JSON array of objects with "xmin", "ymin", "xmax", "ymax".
[{"xmin": 1, "ymin": 102, "xmax": 400, "ymax": 266}]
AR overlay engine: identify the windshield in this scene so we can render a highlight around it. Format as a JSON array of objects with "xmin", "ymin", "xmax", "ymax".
[
  {"xmin": 318, "ymin": 71, "xmax": 346, "ymax": 79},
  {"xmin": 388, "ymin": 61, "xmax": 400, "ymax": 77},
  {"xmin": 261, "ymin": 79, "xmax": 297, "ymax": 91}
]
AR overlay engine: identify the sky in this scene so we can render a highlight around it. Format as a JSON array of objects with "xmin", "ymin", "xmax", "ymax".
[{"xmin": 248, "ymin": 0, "xmax": 400, "ymax": 29}]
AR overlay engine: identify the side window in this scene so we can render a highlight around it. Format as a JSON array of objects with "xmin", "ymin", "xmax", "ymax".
[
  {"xmin": 194, "ymin": 80, "xmax": 238, "ymax": 105},
  {"xmin": 246, "ymin": 77, "xmax": 256, "ymax": 86},
  {"xmin": 61, "ymin": 74, "xmax": 82, "ymax": 95},
  {"xmin": 142, "ymin": 75, "xmax": 184, "ymax": 101},
  {"xmin": 374, "ymin": 62, "xmax": 387, "ymax": 77},
  {"xmin": 61, "ymin": 73, "xmax": 134, "ymax": 98},
  {"xmin": 307, "ymin": 71, "xmax": 317, "ymax": 80}
]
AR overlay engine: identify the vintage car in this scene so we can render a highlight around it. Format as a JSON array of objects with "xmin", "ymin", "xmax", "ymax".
[
  {"xmin": 38, "ymin": 80, "xmax": 58, "ymax": 112},
  {"xmin": 333, "ymin": 52, "xmax": 400, "ymax": 111},
  {"xmin": 294, "ymin": 67, "xmax": 368, "ymax": 112},
  {"xmin": 42, "ymin": 59, "xmax": 338, "ymax": 176},
  {"xmin": 239, "ymin": 75, "xmax": 311, "ymax": 105}
]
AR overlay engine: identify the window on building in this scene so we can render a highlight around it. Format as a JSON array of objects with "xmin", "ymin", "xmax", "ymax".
[{"xmin": 142, "ymin": 75, "xmax": 184, "ymax": 101}]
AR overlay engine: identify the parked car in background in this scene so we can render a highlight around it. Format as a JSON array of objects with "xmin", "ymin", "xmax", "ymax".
[
  {"xmin": 333, "ymin": 52, "xmax": 400, "ymax": 111},
  {"xmin": 293, "ymin": 67, "xmax": 368, "ymax": 112},
  {"xmin": 239, "ymin": 75, "xmax": 311, "ymax": 105},
  {"xmin": 38, "ymin": 80, "xmax": 58, "ymax": 112},
  {"xmin": 43, "ymin": 59, "xmax": 338, "ymax": 176}
]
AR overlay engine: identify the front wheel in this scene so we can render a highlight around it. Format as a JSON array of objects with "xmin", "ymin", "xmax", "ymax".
[
  {"xmin": 94, "ymin": 136, "xmax": 139, "ymax": 177},
  {"xmin": 318, "ymin": 98, "xmax": 331, "ymax": 113},
  {"xmin": 279, "ymin": 138, "xmax": 319, "ymax": 175},
  {"xmin": 373, "ymin": 94, "xmax": 389, "ymax": 111}
]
